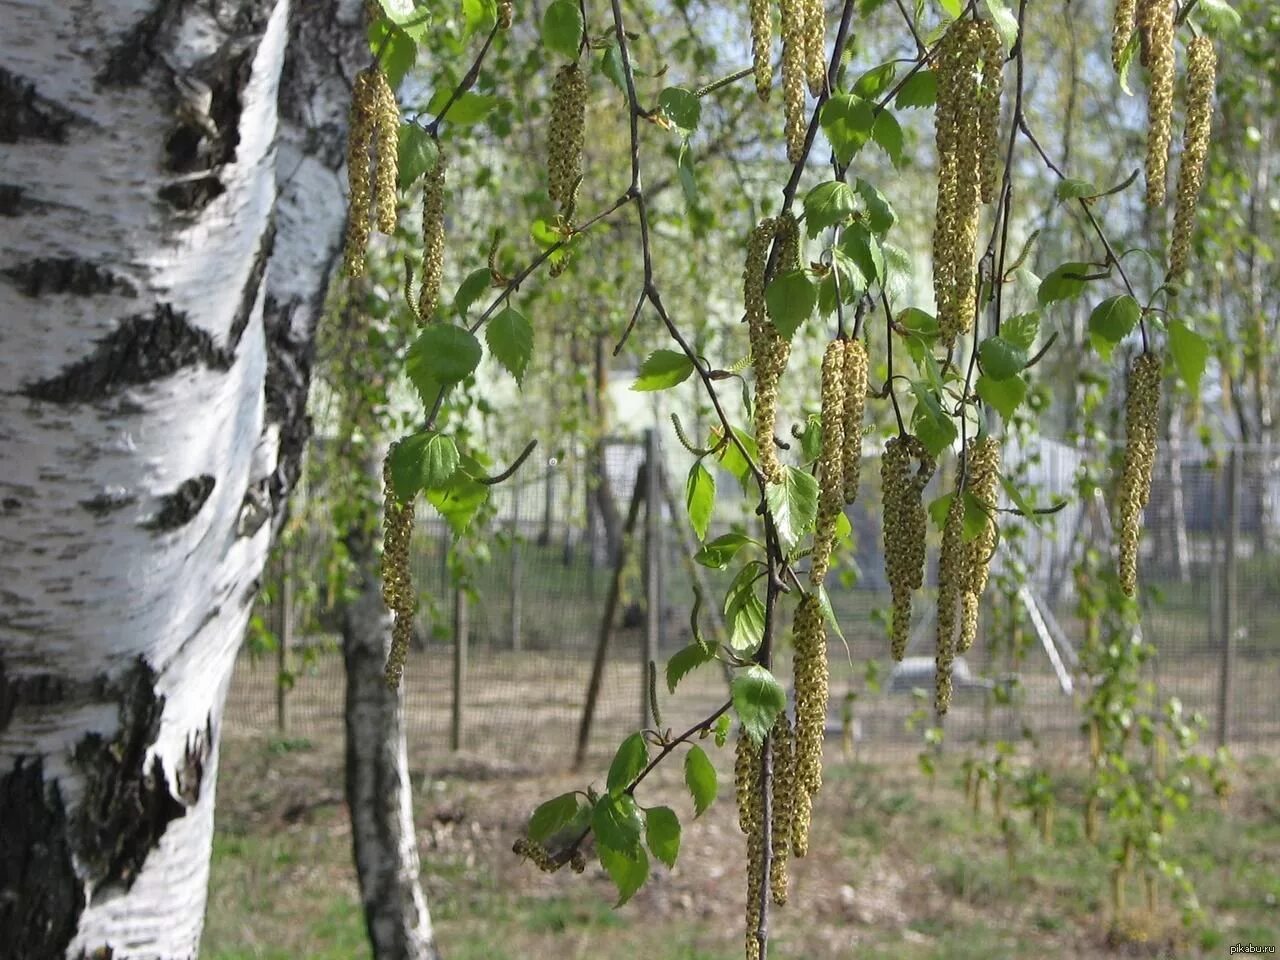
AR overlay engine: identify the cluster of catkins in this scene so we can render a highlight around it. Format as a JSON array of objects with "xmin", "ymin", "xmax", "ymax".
[
  {"xmin": 751, "ymin": 0, "xmax": 827, "ymax": 161},
  {"xmin": 380, "ymin": 451, "xmax": 416, "ymax": 689},
  {"xmin": 745, "ymin": 215, "xmax": 798, "ymax": 484},
  {"xmin": 1169, "ymin": 36, "xmax": 1217, "ymax": 277},
  {"xmin": 1117, "ymin": 352, "xmax": 1162, "ymax": 596},
  {"xmin": 512, "ymin": 838, "xmax": 587, "ymax": 874},
  {"xmin": 344, "ymin": 65, "xmax": 401, "ymax": 278},
  {"xmin": 880, "ymin": 436, "xmax": 936, "ymax": 661},
  {"xmin": 547, "ymin": 63, "xmax": 587, "ymax": 223},
  {"xmin": 931, "ymin": 19, "xmax": 1003, "ymax": 345}
]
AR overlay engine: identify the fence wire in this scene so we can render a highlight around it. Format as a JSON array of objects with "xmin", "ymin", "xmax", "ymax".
[{"xmin": 224, "ymin": 438, "xmax": 1280, "ymax": 767}]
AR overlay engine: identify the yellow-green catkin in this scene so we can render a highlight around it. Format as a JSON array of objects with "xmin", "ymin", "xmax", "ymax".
[
  {"xmin": 381, "ymin": 451, "xmax": 416, "ymax": 689},
  {"xmin": 344, "ymin": 69, "xmax": 376, "ymax": 278},
  {"xmin": 958, "ymin": 437, "xmax": 1001, "ymax": 654},
  {"xmin": 779, "ymin": 0, "xmax": 807, "ymax": 163},
  {"xmin": 735, "ymin": 730, "xmax": 764, "ymax": 960},
  {"xmin": 1138, "ymin": 0, "xmax": 1174, "ymax": 206},
  {"xmin": 1169, "ymin": 36, "xmax": 1216, "ymax": 278},
  {"xmin": 745, "ymin": 217, "xmax": 788, "ymax": 484},
  {"xmin": 935, "ymin": 486, "xmax": 966, "ymax": 715},
  {"xmin": 512, "ymin": 838, "xmax": 559, "ymax": 873},
  {"xmin": 803, "ymin": 0, "xmax": 826, "ymax": 96},
  {"xmin": 810, "ymin": 339, "xmax": 847, "ymax": 585},
  {"xmin": 841, "ymin": 338, "xmax": 868, "ymax": 504},
  {"xmin": 770, "ymin": 713, "xmax": 795, "ymax": 906},
  {"xmin": 1118, "ymin": 352, "xmax": 1162, "ymax": 596},
  {"xmin": 418, "ymin": 148, "xmax": 446, "ymax": 323},
  {"xmin": 498, "ymin": 0, "xmax": 513, "ymax": 29},
  {"xmin": 932, "ymin": 21, "xmax": 1001, "ymax": 345},
  {"xmin": 370, "ymin": 67, "xmax": 400, "ymax": 235},
  {"xmin": 749, "ymin": 0, "xmax": 772, "ymax": 101},
  {"xmin": 1112, "ymin": 0, "xmax": 1138, "ymax": 71},
  {"xmin": 547, "ymin": 63, "xmax": 587, "ymax": 221},
  {"xmin": 791, "ymin": 594, "xmax": 828, "ymax": 845},
  {"xmin": 882, "ymin": 435, "xmax": 936, "ymax": 661}
]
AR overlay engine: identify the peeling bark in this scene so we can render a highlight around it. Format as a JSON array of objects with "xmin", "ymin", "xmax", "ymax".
[{"xmin": 0, "ymin": 0, "xmax": 362, "ymax": 955}]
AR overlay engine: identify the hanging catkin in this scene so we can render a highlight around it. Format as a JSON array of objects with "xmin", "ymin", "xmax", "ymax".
[
  {"xmin": 1169, "ymin": 36, "xmax": 1216, "ymax": 278},
  {"xmin": 958, "ymin": 437, "xmax": 1001, "ymax": 654},
  {"xmin": 547, "ymin": 63, "xmax": 587, "ymax": 220},
  {"xmin": 1118, "ymin": 352, "xmax": 1162, "ymax": 596},
  {"xmin": 932, "ymin": 21, "xmax": 1002, "ymax": 345},
  {"xmin": 791, "ymin": 593, "xmax": 827, "ymax": 854},
  {"xmin": 735, "ymin": 730, "xmax": 764, "ymax": 960},
  {"xmin": 745, "ymin": 217, "xmax": 788, "ymax": 484},
  {"xmin": 769, "ymin": 712, "xmax": 795, "ymax": 905},
  {"xmin": 803, "ymin": 0, "xmax": 826, "ymax": 96},
  {"xmin": 841, "ymin": 338, "xmax": 868, "ymax": 504},
  {"xmin": 343, "ymin": 68, "xmax": 376, "ymax": 278},
  {"xmin": 418, "ymin": 148, "xmax": 446, "ymax": 322},
  {"xmin": 381, "ymin": 450, "xmax": 416, "ymax": 688},
  {"xmin": 1112, "ymin": 0, "xmax": 1138, "ymax": 71},
  {"xmin": 749, "ymin": 0, "xmax": 772, "ymax": 101},
  {"xmin": 810, "ymin": 339, "xmax": 846, "ymax": 585},
  {"xmin": 369, "ymin": 67, "xmax": 400, "ymax": 235},
  {"xmin": 779, "ymin": 0, "xmax": 807, "ymax": 162},
  {"xmin": 881, "ymin": 435, "xmax": 935, "ymax": 660},
  {"xmin": 1138, "ymin": 0, "xmax": 1174, "ymax": 206}
]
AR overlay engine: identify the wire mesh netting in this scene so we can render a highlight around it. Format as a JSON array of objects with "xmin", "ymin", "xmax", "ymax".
[{"xmin": 224, "ymin": 436, "xmax": 1280, "ymax": 767}]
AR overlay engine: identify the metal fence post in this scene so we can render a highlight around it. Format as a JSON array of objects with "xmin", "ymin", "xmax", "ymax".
[
  {"xmin": 276, "ymin": 549, "xmax": 293, "ymax": 734},
  {"xmin": 451, "ymin": 584, "xmax": 469, "ymax": 751},
  {"xmin": 1216, "ymin": 447, "xmax": 1240, "ymax": 749},
  {"xmin": 509, "ymin": 512, "xmax": 523, "ymax": 651}
]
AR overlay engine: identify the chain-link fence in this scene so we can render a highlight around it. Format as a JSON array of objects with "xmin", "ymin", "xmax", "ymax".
[{"xmin": 224, "ymin": 436, "xmax": 1280, "ymax": 767}]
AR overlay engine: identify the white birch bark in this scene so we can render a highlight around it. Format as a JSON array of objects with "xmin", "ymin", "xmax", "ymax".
[{"xmin": 0, "ymin": 0, "xmax": 359, "ymax": 955}]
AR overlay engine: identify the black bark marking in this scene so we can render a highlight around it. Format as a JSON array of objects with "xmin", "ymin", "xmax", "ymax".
[
  {"xmin": 144, "ymin": 475, "xmax": 215, "ymax": 532},
  {"xmin": 80, "ymin": 491, "xmax": 138, "ymax": 516},
  {"xmin": 0, "ymin": 67, "xmax": 78, "ymax": 143},
  {"xmin": 69, "ymin": 660, "xmax": 208, "ymax": 893},
  {"xmin": 20, "ymin": 305, "xmax": 234, "ymax": 404},
  {"xmin": 1, "ymin": 497, "xmax": 20, "ymax": 513},
  {"xmin": 96, "ymin": 1, "xmax": 175, "ymax": 87},
  {"xmin": 0, "ymin": 658, "xmax": 70, "ymax": 734},
  {"xmin": 0, "ymin": 183, "xmax": 51, "ymax": 217},
  {"xmin": 2, "ymin": 258, "xmax": 137, "ymax": 299},
  {"xmin": 227, "ymin": 218, "xmax": 275, "ymax": 351},
  {"xmin": 157, "ymin": 174, "xmax": 226, "ymax": 212},
  {"xmin": 0, "ymin": 758, "xmax": 84, "ymax": 960},
  {"xmin": 235, "ymin": 477, "xmax": 270, "ymax": 538},
  {"xmin": 262, "ymin": 296, "xmax": 315, "ymax": 516}
]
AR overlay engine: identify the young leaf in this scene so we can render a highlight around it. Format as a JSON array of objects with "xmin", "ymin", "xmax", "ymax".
[
  {"xmin": 765, "ymin": 466, "xmax": 819, "ymax": 553},
  {"xmin": 486, "ymin": 306, "xmax": 534, "ymax": 384},
  {"xmin": 820, "ymin": 94, "xmax": 875, "ymax": 165},
  {"xmin": 853, "ymin": 178, "xmax": 897, "ymax": 235},
  {"xmin": 666, "ymin": 643, "xmax": 715, "ymax": 693},
  {"xmin": 693, "ymin": 532, "xmax": 756, "ymax": 569},
  {"xmin": 607, "ymin": 733, "xmax": 649, "ymax": 795},
  {"xmin": 871, "ymin": 110, "xmax": 906, "ymax": 168},
  {"xmin": 731, "ymin": 665, "xmax": 787, "ymax": 745},
  {"xmin": 909, "ymin": 384, "xmax": 958, "ymax": 457},
  {"xmin": 1055, "ymin": 178, "xmax": 1098, "ymax": 202},
  {"xmin": 425, "ymin": 89, "xmax": 499, "ymax": 126},
  {"xmin": 724, "ymin": 570, "xmax": 766, "ymax": 655},
  {"xmin": 803, "ymin": 181, "xmax": 857, "ymax": 238},
  {"xmin": 367, "ymin": 20, "xmax": 416, "ymax": 89},
  {"xmin": 632, "ymin": 350, "xmax": 695, "ymax": 391},
  {"xmin": 1002, "ymin": 312, "xmax": 1039, "ymax": 351},
  {"xmin": 852, "ymin": 60, "xmax": 898, "ymax": 97},
  {"xmin": 1167, "ymin": 321, "xmax": 1208, "ymax": 394},
  {"xmin": 407, "ymin": 324, "xmax": 483, "ymax": 390},
  {"xmin": 685, "ymin": 461, "xmax": 716, "ymax": 541},
  {"xmin": 1089, "ymin": 295, "xmax": 1141, "ymax": 346},
  {"xmin": 765, "ymin": 270, "xmax": 818, "ymax": 339},
  {"xmin": 983, "ymin": 0, "xmax": 1019, "ymax": 49},
  {"xmin": 388, "ymin": 431, "xmax": 460, "ymax": 501},
  {"xmin": 426, "ymin": 472, "xmax": 489, "ymax": 537},
  {"xmin": 644, "ymin": 806, "xmax": 681, "ymax": 868},
  {"xmin": 684, "ymin": 745, "xmax": 718, "ymax": 816},
  {"xmin": 976, "ymin": 373, "xmax": 1028, "ymax": 421},
  {"xmin": 1037, "ymin": 261, "xmax": 1094, "ymax": 307},
  {"xmin": 598, "ymin": 43, "xmax": 627, "ymax": 92},
  {"xmin": 454, "ymin": 268, "xmax": 492, "ymax": 317},
  {"xmin": 894, "ymin": 69, "xmax": 936, "ymax": 109},
  {"xmin": 592, "ymin": 793, "xmax": 645, "ymax": 853},
  {"xmin": 599, "ymin": 843, "xmax": 649, "ymax": 906},
  {"xmin": 978, "ymin": 335, "xmax": 1028, "ymax": 381},
  {"xmin": 397, "ymin": 123, "xmax": 439, "ymax": 189},
  {"xmin": 528, "ymin": 792, "xmax": 582, "ymax": 843},
  {"xmin": 659, "ymin": 87, "xmax": 701, "ymax": 133},
  {"xmin": 541, "ymin": 0, "xmax": 584, "ymax": 58}
]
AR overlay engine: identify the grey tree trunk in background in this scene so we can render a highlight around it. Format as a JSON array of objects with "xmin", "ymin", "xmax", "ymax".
[
  {"xmin": 0, "ymin": 0, "xmax": 360, "ymax": 954},
  {"xmin": 342, "ymin": 519, "xmax": 441, "ymax": 960}
]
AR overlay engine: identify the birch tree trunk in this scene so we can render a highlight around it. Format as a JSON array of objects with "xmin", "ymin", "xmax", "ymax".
[
  {"xmin": 342, "ymin": 519, "xmax": 441, "ymax": 960},
  {"xmin": 0, "ymin": 0, "xmax": 359, "ymax": 955}
]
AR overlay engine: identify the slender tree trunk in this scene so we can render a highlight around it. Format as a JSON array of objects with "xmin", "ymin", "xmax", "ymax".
[
  {"xmin": 0, "ymin": 1, "xmax": 359, "ymax": 955},
  {"xmin": 341, "ymin": 522, "xmax": 440, "ymax": 960}
]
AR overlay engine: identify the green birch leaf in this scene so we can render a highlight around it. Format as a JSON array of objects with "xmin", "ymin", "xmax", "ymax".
[
  {"xmin": 632, "ymin": 350, "xmax": 695, "ymax": 391},
  {"xmin": 528, "ymin": 792, "xmax": 582, "ymax": 843},
  {"xmin": 486, "ymin": 306, "xmax": 534, "ymax": 385},
  {"xmin": 684, "ymin": 745, "xmax": 718, "ymax": 816},
  {"xmin": 685, "ymin": 461, "xmax": 716, "ymax": 541},
  {"xmin": 644, "ymin": 806, "xmax": 681, "ymax": 868},
  {"xmin": 765, "ymin": 466, "xmax": 819, "ymax": 553},
  {"xmin": 599, "ymin": 843, "xmax": 649, "ymax": 906},
  {"xmin": 542, "ymin": 0, "xmax": 584, "ymax": 58},
  {"xmin": 607, "ymin": 733, "xmax": 649, "ymax": 795},
  {"xmin": 731, "ymin": 665, "xmax": 787, "ymax": 745}
]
